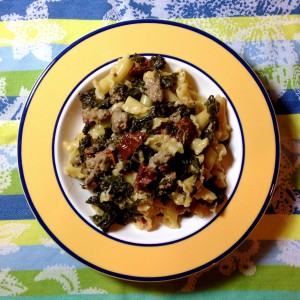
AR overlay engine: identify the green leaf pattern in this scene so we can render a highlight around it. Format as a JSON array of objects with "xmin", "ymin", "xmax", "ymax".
[
  {"xmin": 0, "ymin": 269, "xmax": 28, "ymax": 296},
  {"xmin": 34, "ymin": 265, "xmax": 108, "ymax": 294}
]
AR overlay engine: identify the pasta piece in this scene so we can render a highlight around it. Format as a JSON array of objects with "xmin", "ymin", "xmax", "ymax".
[
  {"xmin": 135, "ymin": 194, "xmax": 155, "ymax": 230},
  {"xmin": 109, "ymin": 101, "xmax": 125, "ymax": 112},
  {"xmin": 145, "ymin": 134, "xmax": 184, "ymax": 156},
  {"xmin": 93, "ymin": 76, "xmax": 113, "ymax": 100},
  {"xmin": 172, "ymin": 175, "xmax": 196, "ymax": 207},
  {"xmin": 100, "ymin": 190, "xmax": 111, "ymax": 202},
  {"xmin": 176, "ymin": 83, "xmax": 195, "ymax": 108},
  {"xmin": 63, "ymin": 133, "xmax": 85, "ymax": 179},
  {"xmin": 134, "ymin": 216, "xmax": 153, "ymax": 231},
  {"xmin": 152, "ymin": 117, "xmax": 170, "ymax": 129},
  {"xmin": 140, "ymin": 94, "xmax": 152, "ymax": 107},
  {"xmin": 64, "ymin": 132, "xmax": 84, "ymax": 152},
  {"xmin": 160, "ymin": 202, "xmax": 180, "ymax": 229},
  {"xmin": 176, "ymin": 68, "xmax": 187, "ymax": 85},
  {"xmin": 204, "ymin": 147, "xmax": 218, "ymax": 172},
  {"xmin": 64, "ymin": 164, "xmax": 85, "ymax": 179},
  {"xmin": 194, "ymin": 202, "xmax": 212, "ymax": 217},
  {"xmin": 194, "ymin": 186, "xmax": 217, "ymax": 203},
  {"xmin": 90, "ymin": 204, "xmax": 104, "ymax": 216},
  {"xmin": 197, "ymin": 154, "xmax": 205, "ymax": 164},
  {"xmin": 122, "ymin": 96, "xmax": 151, "ymax": 115},
  {"xmin": 189, "ymin": 89, "xmax": 204, "ymax": 103},
  {"xmin": 123, "ymin": 172, "xmax": 137, "ymax": 186},
  {"xmin": 190, "ymin": 137, "xmax": 209, "ymax": 155},
  {"xmin": 175, "ymin": 68, "xmax": 195, "ymax": 108},
  {"xmin": 88, "ymin": 124, "xmax": 106, "ymax": 140},
  {"xmin": 164, "ymin": 89, "xmax": 181, "ymax": 104},
  {"xmin": 211, "ymin": 164, "xmax": 227, "ymax": 188},
  {"xmin": 110, "ymin": 54, "xmax": 134, "ymax": 82},
  {"xmin": 215, "ymin": 143, "xmax": 227, "ymax": 161},
  {"xmin": 93, "ymin": 54, "xmax": 134, "ymax": 99},
  {"xmin": 191, "ymin": 109, "xmax": 211, "ymax": 131}
]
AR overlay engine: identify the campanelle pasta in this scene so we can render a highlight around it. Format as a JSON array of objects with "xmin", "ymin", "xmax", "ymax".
[{"xmin": 64, "ymin": 54, "xmax": 231, "ymax": 232}]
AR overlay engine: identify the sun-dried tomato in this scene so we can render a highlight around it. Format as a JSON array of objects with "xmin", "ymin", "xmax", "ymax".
[
  {"xmin": 129, "ymin": 58, "xmax": 153, "ymax": 76},
  {"xmin": 134, "ymin": 164, "xmax": 157, "ymax": 190},
  {"xmin": 174, "ymin": 117, "xmax": 197, "ymax": 146},
  {"xmin": 118, "ymin": 132, "xmax": 148, "ymax": 161}
]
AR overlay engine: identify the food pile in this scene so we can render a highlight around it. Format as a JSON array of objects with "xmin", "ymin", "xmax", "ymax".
[{"xmin": 64, "ymin": 54, "xmax": 231, "ymax": 232}]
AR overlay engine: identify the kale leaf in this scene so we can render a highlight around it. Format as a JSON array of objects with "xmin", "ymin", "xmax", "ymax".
[
  {"xmin": 127, "ymin": 78, "xmax": 145, "ymax": 99},
  {"xmin": 109, "ymin": 83, "xmax": 128, "ymax": 103},
  {"xmin": 108, "ymin": 175, "xmax": 134, "ymax": 203},
  {"xmin": 205, "ymin": 95, "xmax": 220, "ymax": 131},
  {"xmin": 161, "ymin": 73, "xmax": 177, "ymax": 89},
  {"xmin": 87, "ymin": 181, "xmax": 141, "ymax": 232},
  {"xmin": 90, "ymin": 202, "xmax": 120, "ymax": 232},
  {"xmin": 79, "ymin": 88, "xmax": 97, "ymax": 109},
  {"xmin": 200, "ymin": 127, "xmax": 214, "ymax": 142},
  {"xmin": 78, "ymin": 134, "xmax": 91, "ymax": 162},
  {"xmin": 130, "ymin": 54, "xmax": 147, "ymax": 65},
  {"xmin": 203, "ymin": 177, "xmax": 226, "ymax": 205},
  {"xmin": 151, "ymin": 55, "xmax": 166, "ymax": 70},
  {"xmin": 79, "ymin": 88, "xmax": 109, "ymax": 109}
]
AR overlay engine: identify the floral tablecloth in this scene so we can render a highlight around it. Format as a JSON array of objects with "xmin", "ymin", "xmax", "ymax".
[{"xmin": 0, "ymin": 0, "xmax": 299, "ymax": 299}]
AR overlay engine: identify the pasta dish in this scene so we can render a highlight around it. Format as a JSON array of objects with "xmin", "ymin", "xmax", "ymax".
[{"xmin": 64, "ymin": 54, "xmax": 231, "ymax": 232}]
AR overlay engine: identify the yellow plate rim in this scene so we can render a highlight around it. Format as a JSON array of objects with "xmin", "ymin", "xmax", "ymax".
[{"xmin": 18, "ymin": 20, "xmax": 280, "ymax": 282}]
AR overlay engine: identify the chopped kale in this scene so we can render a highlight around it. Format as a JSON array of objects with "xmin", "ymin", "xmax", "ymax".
[
  {"xmin": 117, "ymin": 208, "xmax": 141, "ymax": 226},
  {"xmin": 86, "ymin": 174, "xmax": 139, "ymax": 232},
  {"xmin": 108, "ymin": 175, "xmax": 134, "ymax": 203},
  {"xmin": 149, "ymin": 103, "xmax": 194, "ymax": 119},
  {"xmin": 89, "ymin": 202, "xmax": 120, "ymax": 232},
  {"xmin": 151, "ymin": 55, "xmax": 166, "ymax": 70},
  {"xmin": 95, "ymin": 175, "xmax": 134, "ymax": 203},
  {"xmin": 82, "ymin": 124, "xmax": 91, "ymax": 135},
  {"xmin": 205, "ymin": 95, "xmax": 220, "ymax": 131},
  {"xmin": 176, "ymin": 104, "xmax": 195, "ymax": 117},
  {"xmin": 169, "ymin": 150, "xmax": 194, "ymax": 180},
  {"xmin": 203, "ymin": 177, "xmax": 226, "ymax": 204},
  {"xmin": 130, "ymin": 115, "xmax": 153, "ymax": 132},
  {"xmin": 150, "ymin": 103, "xmax": 171, "ymax": 118},
  {"xmin": 161, "ymin": 73, "xmax": 177, "ymax": 89},
  {"xmin": 201, "ymin": 127, "xmax": 214, "ymax": 142},
  {"xmin": 122, "ymin": 151, "xmax": 142, "ymax": 173},
  {"xmin": 130, "ymin": 54, "xmax": 166, "ymax": 71},
  {"xmin": 165, "ymin": 123, "xmax": 180, "ymax": 136},
  {"xmin": 130, "ymin": 54, "xmax": 147, "ymax": 65},
  {"xmin": 109, "ymin": 83, "xmax": 128, "ymax": 103},
  {"xmin": 86, "ymin": 195, "xmax": 100, "ymax": 206},
  {"xmin": 79, "ymin": 88, "xmax": 97, "ymax": 109},
  {"xmin": 87, "ymin": 194, "xmax": 141, "ymax": 232},
  {"xmin": 87, "ymin": 128, "xmax": 113, "ymax": 154},
  {"xmin": 127, "ymin": 78, "xmax": 146, "ymax": 99},
  {"xmin": 122, "ymin": 146, "xmax": 155, "ymax": 173},
  {"xmin": 103, "ymin": 127, "xmax": 113, "ymax": 139},
  {"xmin": 79, "ymin": 88, "xmax": 110, "ymax": 109},
  {"xmin": 154, "ymin": 192, "xmax": 172, "ymax": 206},
  {"xmin": 90, "ymin": 138, "xmax": 107, "ymax": 153},
  {"xmin": 78, "ymin": 134, "xmax": 91, "ymax": 162},
  {"xmin": 129, "ymin": 103, "xmax": 175, "ymax": 132},
  {"xmin": 205, "ymin": 95, "xmax": 219, "ymax": 117}
]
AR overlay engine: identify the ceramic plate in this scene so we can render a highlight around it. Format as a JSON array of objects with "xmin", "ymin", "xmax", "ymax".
[{"xmin": 18, "ymin": 20, "xmax": 279, "ymax": 281}]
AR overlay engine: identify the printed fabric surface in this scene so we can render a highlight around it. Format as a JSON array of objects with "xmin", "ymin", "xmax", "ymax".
[{"xmin": 0, "ymin": 0, "xmax": 299, "ymax": 299}]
